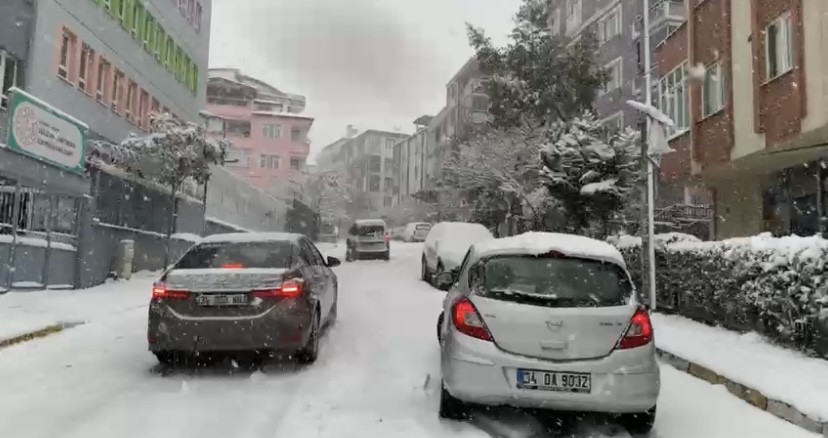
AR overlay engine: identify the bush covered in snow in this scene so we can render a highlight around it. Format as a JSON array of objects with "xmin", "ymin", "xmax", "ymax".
[{"xmin": 615, "ymin": 233, "xmax": 828, "ymax": 357}]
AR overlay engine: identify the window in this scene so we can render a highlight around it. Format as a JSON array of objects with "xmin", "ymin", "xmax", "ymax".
[
  {"xmin": 291, "ymin": 127, "xmax": 305, "ymax": 142},
  {"xmin": 226, "ymin": 120, "xmax": 251, "ymax": 137},
  {"xmin": 139, "ymin": 90, "xmax": 149, "ymax": 128},
  {"xmin": 384, "ymin": 158, "xmax": 393, "ymax": 172},
  {"xmin": 290, "ymin": 157, "xmax": 303, "ymax": 170},
  {"xmin": 765, "ymin": 12, "xmax": 793, "ymax": 80},
  {"xmin": 262, "ymin": 123, "xmax": 281, "ymax": 139},
  {"xmin": 58, "ymin": 29, "xmax": 75, "ymax": 80},
  {"xmin": 255, "ymin": 102, "xmax": 282, "ymax": 111},
  {"xmin": 0, "ymin": 51, "xmax": 20, "ymax": 109},
  {"xmin": 144, "ymin": 13, "xmax": 154, "ymax": 48},
  {"xmin": 103, "ymin": 0, "xmax": 111, "ymax": 11},
  {"xmin": 369, "ymin": 175, "xmax": 381, "ymax": 192},
  {"xmin": 701, "ymin": 63, "xmax": 726, "ymax": 117},
  {"xmin": 598, "ymin": 6, "xmax": 622, "ymax": 43},
  {"xmin": 151, "ymin": 98, "xmax": 160, "ymax": 117},
  {"xmin": 260, "ymin": 154, "xmax": 280, "ymax": 169},
  {"xmin": 195, "ymin": 2, "xmax": 203, "ymax": 32},
  {"xmin": 111, "ymin": 70, "xmax": 124, "ymax": 113},
  {"xmin": 95, "ymin": 57, "xmax": 110, "ymax": 102},
  {"xmin": 602, "ymin": 58, "xmax": 622, "ymax": 93},
  {"xmin": 657, "ymin": 63, "xmax": 689, "ymax": 136},
  {"xmin": 78, "ymin": 44, "xmax": 93, "ymax": 92},
  {"xmin": 179, "ymin": 0, "xmax": 187, "ymax": 14},
  {"xmin": 206, "ymin": 117, "xmax": 224, "ymax": 134},
  {"xmin": 154, "ymin": 24, "xmax": 164, "ymax": 59},
  {"xmin": 132, "ymin": 1, "xmax": 142, "ymax": 38},
  {"xmin": 565, "ymin": 0, "xmax": 582, "ymax": 32},
  {"xmin": 125, "ymin": 81, "xmax": 136, "ymax": 120},
  {"xmin": 369, "ymin": 155, "xmax": 381, "ymax": 173},
  {"xmin": 174, "ymin": 241, "xmax": 295, "ymax": 270},
  {"xmin": 117, "ymin": 0, "xmax": 126, "ymax": 18},
  {"xmin": 385, "ymin": 138, "xmax": 396, "ymax": 149}
]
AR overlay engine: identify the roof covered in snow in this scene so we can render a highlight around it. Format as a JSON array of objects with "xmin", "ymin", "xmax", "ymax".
[
  {"xmin": 354, "ymin": 219, "xmax": 386, "ymax": 227},
  {"xmin": 199, "ymin": 232, "xmax": 304, "ymax": 245},
  {"xmin": 473, "ymin": 232, "xmax": 626, "ymax": 267}
]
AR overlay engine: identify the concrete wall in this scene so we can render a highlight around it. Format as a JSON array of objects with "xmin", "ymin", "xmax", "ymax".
[
  {"xmin": 25, "ymin": 0, "xmax": 210, "ymax": 144},
  {"xmin": 205, "ymin": 166, "xmax": 288, "ymax": 232}
]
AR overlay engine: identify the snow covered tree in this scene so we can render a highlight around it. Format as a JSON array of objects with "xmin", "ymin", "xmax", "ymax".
[
  {"xmin": 442, "ymin": 127, "xmax": 555, "ymax": 233},
  {"xmin": 305, "ymin": 171, "xmax": 351, "ymax": 223},
  {"xmin": 540, "ymin": 112, "xmax": 641, "ymax": 236},
  {"xmin": 111, "ymin": 113, "xmax": 229, "ymax": 265},
  {"xmin": 467, "ymin": 0, "xmax": 607, "ymax": 129}
]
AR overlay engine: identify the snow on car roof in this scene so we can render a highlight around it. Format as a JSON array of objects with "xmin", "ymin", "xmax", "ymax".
[
  {"xmin": 473, "ymin": 232, "xmax": 626, "ymax": 267},
  {"xmin": 199, "ymin": 232, "xmax": 304, "ymax": 244},
  {"xmin": 354, "ymin": 219, "xmax": 386, "ymax": 226}
]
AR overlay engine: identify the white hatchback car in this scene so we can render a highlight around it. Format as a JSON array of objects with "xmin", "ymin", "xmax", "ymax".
[{"xmin": 436, "ymin": 232, "xmax": 660, "ymax": 434}]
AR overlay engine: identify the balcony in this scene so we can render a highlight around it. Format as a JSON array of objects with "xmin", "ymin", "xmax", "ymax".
[{"xmin": 649, "ymin": 0, "xmax": 685, "ymax": 31}]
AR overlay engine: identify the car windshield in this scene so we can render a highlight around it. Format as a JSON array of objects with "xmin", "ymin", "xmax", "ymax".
[
  {"xmin": 472, "ymin": 254, "xmax": 632, "ymax": 308},
  {"xmin": 174, "ymin": 241, "xmax": 294, "ymax": 269},
  {"xmin": 415, "ymin": 224, "xmax": 431, "ymax": 231}
]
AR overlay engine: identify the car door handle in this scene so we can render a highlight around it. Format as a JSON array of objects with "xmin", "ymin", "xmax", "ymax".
[{"xmin": 540, "ymin": 340, "xmax": 568, "ymax": 350}]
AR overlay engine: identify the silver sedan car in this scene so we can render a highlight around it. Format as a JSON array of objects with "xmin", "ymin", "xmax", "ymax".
[{"xmin": 435, "ymin": 232, "xmax": 660, "ymax": 434}]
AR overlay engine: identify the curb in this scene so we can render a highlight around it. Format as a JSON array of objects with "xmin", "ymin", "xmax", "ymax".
[
  {"xmin": 0, "ymin": 321, "xmax": 84, "ymax": 350},
  {"xmin": 656, "ymin": 348, "xmax": 828, "ymax": 436}
]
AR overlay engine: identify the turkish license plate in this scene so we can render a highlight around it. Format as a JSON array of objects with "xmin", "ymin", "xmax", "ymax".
[
  {"xmin": 516, "ymin": 369, "xmax": 591, "ymax": 393},
  {"xmin": 195, "ymin": 293, "xmax": 248, "ymax": 306}
]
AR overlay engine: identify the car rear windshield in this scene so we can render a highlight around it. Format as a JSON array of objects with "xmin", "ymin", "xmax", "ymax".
[
  {"xmin": 174, "ymin": 241, "xmax": 294, "ymax": 269},
  {"xmin": 356, "ymin": 225, "xmax": 385, "ymax": 237},
  {"xmin": 471, "ymin": 254, "xmax": 632, "ymax": 307},
  {"xmin": 415, "ymin": 224, "xmax": 431, "ymax": 231}
]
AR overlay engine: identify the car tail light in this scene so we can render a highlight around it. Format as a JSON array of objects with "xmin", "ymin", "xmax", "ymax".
[
  {"xmin": 252, "ymin": 279, "xmax": 303, "ymax": 299},
  {"xmin": 451, "ymin": 297, "xmax": 493, "ymax": 341},
  {"xmin": 616, "ymin": 307, "xmax": 654, "ymax": 349},
  {"xmin": 220, "ymin": 262, "xmax": 245, "ymax": 269},
  {"xmin": 151, "ymin": 283, "xmax": 190, "ymax": 300}
]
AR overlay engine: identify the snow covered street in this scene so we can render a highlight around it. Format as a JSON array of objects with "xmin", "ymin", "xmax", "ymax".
[{"xmin": 0, "ymin": 242, "xmax": 821, "ymax": 438}]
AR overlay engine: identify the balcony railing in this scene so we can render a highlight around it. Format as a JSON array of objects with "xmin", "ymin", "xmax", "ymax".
[{"xmin": 649, "ymin": 0, "xmax": 685, "ymax": 29}]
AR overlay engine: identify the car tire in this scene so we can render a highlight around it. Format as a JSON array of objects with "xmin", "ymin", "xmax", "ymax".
[
  {"xmin": 154, "ymin": 351, "xmax": 175, "ymax": 366},
  {"xmin": 438, "ymin": 380, "xmax": 469, "ymax": 420},
  {"xmin": 619, "ymin": 406, "xmax": 656, "ymax": 435},
  {"xmin": 327, "ymin": 288, "xmax": 338, "ymax": 327},
  {"xmin": 297, "ymin": 311, "xmax": 321, "ymax": 364},
  {"xmin": 383, "ymin": 250, "xmax": 390, "ymax": 261},
  {"xmin": 437, "ymin": 312, "xmax": 444, "ymax": 343},
  {"xmin": 345, "ymin": 247, "xmax": 353, "ymax": 262},
  {"xmin": 421, "ymin": 257, "xmax": 430, "ymax": 282}
]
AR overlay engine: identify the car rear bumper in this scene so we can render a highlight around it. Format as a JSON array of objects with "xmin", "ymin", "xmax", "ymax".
[
  {"xmin": 147, "ymin": 301, "xmax": 314, "ymax": 353},
  {"xmin": 441, "ymin": 331, "xmax": 660, "ymax": 413}
]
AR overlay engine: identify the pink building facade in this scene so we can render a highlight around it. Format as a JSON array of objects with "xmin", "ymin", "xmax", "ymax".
[{"xmin": 204, "ymin": 68, "xmax": 312, "ymax": 193}]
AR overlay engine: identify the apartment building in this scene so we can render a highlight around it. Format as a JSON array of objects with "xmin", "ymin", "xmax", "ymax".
[
  {"xmin": 204, "ymin": 68, "xmax": 313, "ymax": 194},
  {"xmin": 316, "ymin": 129, "xmax": 409, "ymax": 216},
  {"xmin": 396, "ymin": 115, "xmax": 433, "ymax": 202},
  {"xmin": 655, "ymin": 0, "xmax": 828, "ymax": 239},
  {"xmin": 1, "ymin": 0, "xmax": 208, "ymax": 145}
]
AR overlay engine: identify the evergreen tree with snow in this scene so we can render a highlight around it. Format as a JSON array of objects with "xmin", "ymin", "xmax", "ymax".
[
  {"xmin": 110, "ymin": 113, "xmax": 229, "ymax": 265},
  {"xmin": 540, "ymin": 112, "xmax": 640, "ymax": 236},
  {"xmin": 467, "ymin": 0, "xmax": 607, "ymax": 129}
]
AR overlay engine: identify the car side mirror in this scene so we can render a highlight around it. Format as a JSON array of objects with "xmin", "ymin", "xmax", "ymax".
[
  {"xmin": 326, "ymin": 256, "xmax": 341, "ymax": 267},
  {"xmin": 436, "ymin": 267, "xmax": 460, "ymax": 287}
]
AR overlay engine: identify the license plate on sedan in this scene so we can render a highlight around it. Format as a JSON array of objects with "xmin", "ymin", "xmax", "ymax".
[
  {"xmin": 516, "ymin": 369, "xmax": 591, "ymax": 393},
  {"xmin": 195, "ymin": 294, "xmax": 248, "ymax": 306}
]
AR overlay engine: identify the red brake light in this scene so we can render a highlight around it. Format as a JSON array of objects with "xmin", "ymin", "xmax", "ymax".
[
  {"xmin": 616, "ymin": 307, "xmax": 653, "ymax": 349},
  {"xmin": 451, "ymin": 298, "xmax": 493, "ymax": 341},
  {"xmin": 151, "ymin": 283, "xmax": 190, "ymax": 300},
  {"xmin": 252, "ymin": 279, "xmax": 303, "ymax": 299},
  {"xmin": 220, "ymin": 262, "xmax": 245, "ymax": 269}
]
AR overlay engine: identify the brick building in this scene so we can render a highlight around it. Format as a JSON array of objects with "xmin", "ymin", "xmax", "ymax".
[{"xmin": 655, "ymin": 0, "xmax": 828, "ymax": 239}]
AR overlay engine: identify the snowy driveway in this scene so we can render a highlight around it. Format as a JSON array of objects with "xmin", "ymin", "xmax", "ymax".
[{"xmin": 0, "ymin": 243, "xmax": 820, "ymax": 438}]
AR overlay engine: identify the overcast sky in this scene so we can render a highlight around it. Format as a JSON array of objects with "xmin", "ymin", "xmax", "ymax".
[{"xmin": 209, "ymin": 0, "xmax": 520, "ymax": 162}]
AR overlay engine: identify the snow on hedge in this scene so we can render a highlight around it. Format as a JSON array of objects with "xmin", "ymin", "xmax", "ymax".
[{"xmin": 612, "ymin": 232, "xmax": 828, "ymax": 358}]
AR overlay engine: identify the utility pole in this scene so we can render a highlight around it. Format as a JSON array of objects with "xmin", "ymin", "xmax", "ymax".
[{"xmin": 642, "ymin": 0, "xmax": 657, "ymax": 311}]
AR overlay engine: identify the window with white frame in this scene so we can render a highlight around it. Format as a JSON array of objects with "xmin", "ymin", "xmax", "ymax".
[
  {"xmin": 78, "ymin": 44, "xmax": 92, "ymax": 92},
  {"xmin": 603, "ymin": 58, "xmax": 623, "ymax": 93},
  {"xmin": 657, "ymin": 62, "xmax": 689, "ymax": 136},
  {"xmin": 259, "ymin": 154, "xmax": 280, "ymax": 169},
  {"xmin": 765, "ymin": 12, "xmax": 793, "ymax": 80},
  {"xmin": 598, "ymin": 6, "xmax": 622, "ymax": 43},
  {"xmin": 1, "ymin": 51, "xmax": 20, "ymax": 109},
  {"xmin": 58, "ymin": 29, "xmax": 73, "ymax": 80},
  {"xmin": 701, "ymin": 63, "xmax": 726, "ymax": 117},
  {"xmin": 262, "ymin": 123, "xmax": 281, "ymax": 139},
  {"xmin": 565, "ymin": 0, "xmax": 582, "ymax": 33},
  {"xmin": 96, "ymin": 58, "xmax": 110, "ymax": 102},
  {"xmin": 206, "ymin": 117, "xmax": 225, "ymax": 134}
]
